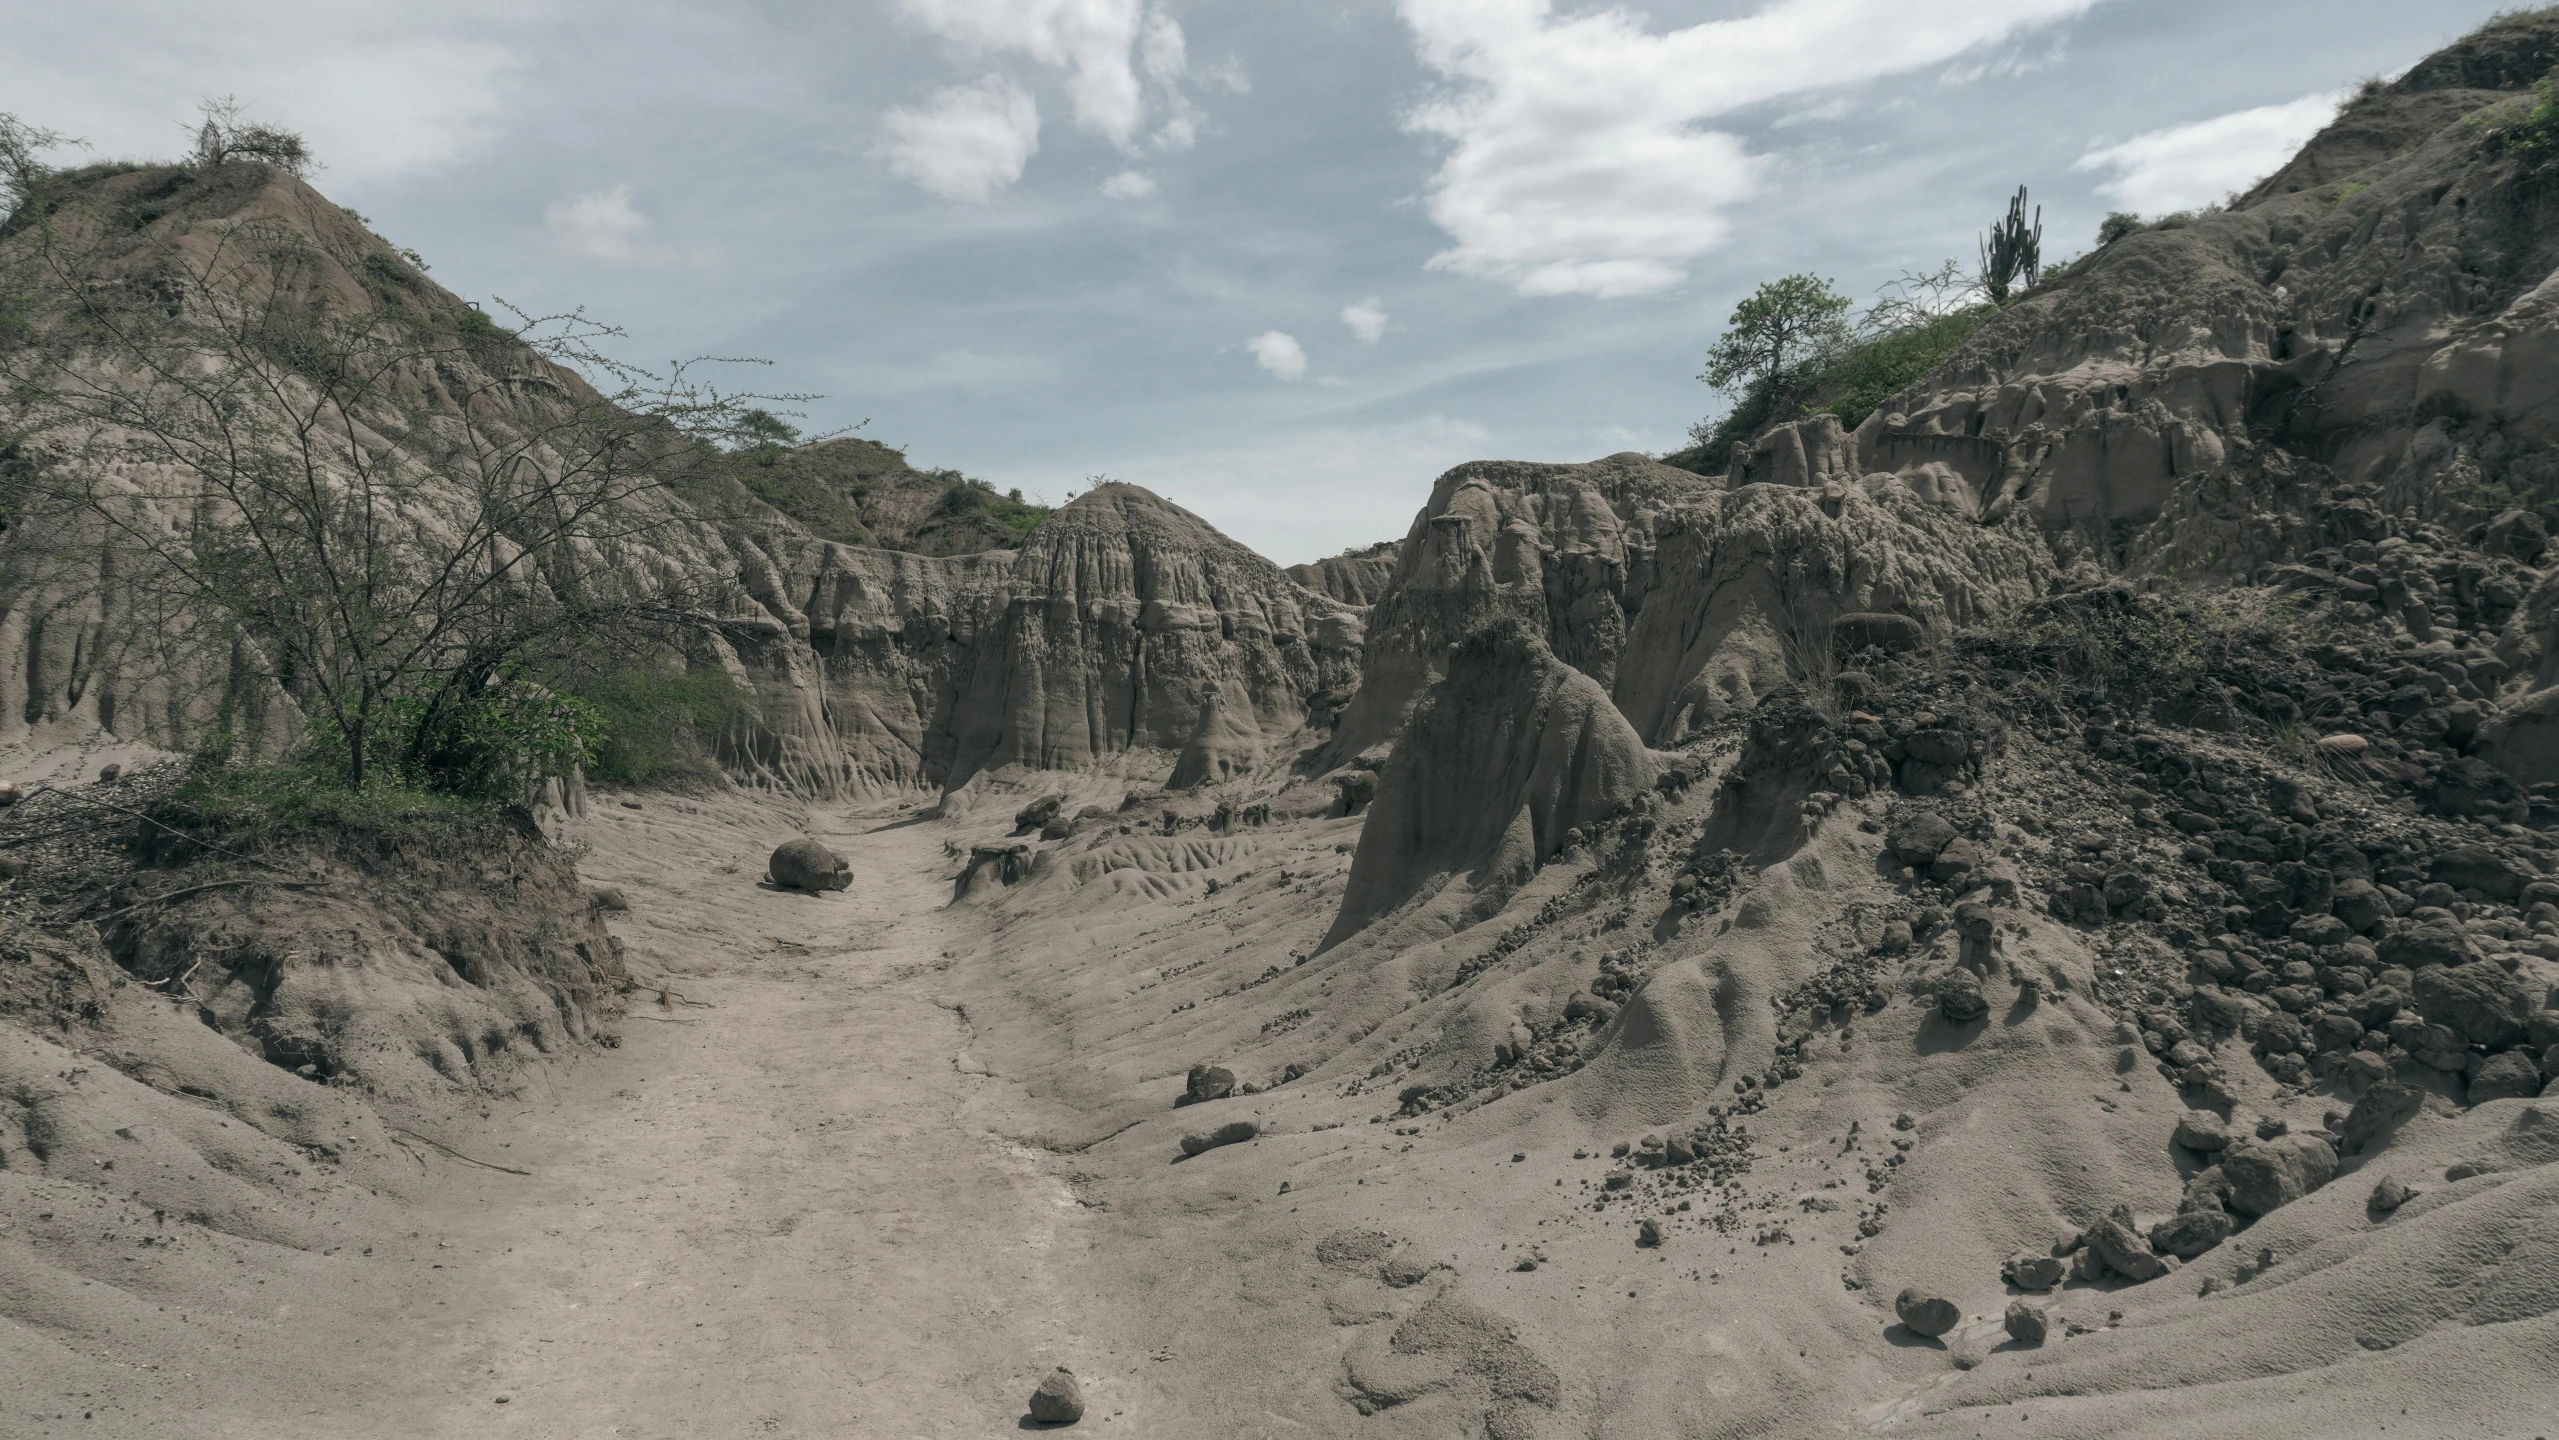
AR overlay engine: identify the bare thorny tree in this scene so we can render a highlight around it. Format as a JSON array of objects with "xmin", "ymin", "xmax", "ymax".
[{"xmin": 0, "ymin": 126, "xmax": 804, "ymax": 793}]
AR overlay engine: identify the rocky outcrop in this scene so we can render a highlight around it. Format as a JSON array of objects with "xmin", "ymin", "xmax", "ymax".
[
  {"xmin": 1288, "ymin": 541, "xmax": 1400, "ymax": 606},
  {"xmin": 1321, "ymin": 619, "xmax": 1654, "ymax": 950},
  {"xmin": 920, "ymin": 483, "xmax": 1360, "ymax": 790},
  {"xmin": 1323, "ymin": 454, "xmax": 1712, "ymax": 763},
  {"xmin": 1729, "ymin": 24, "xmax": 2559, "ymax": 592}
]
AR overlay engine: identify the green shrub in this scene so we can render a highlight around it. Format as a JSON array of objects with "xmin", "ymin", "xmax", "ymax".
[
  {"xmin": 153, "ymin": 756, "xmax": 494, "ymax": 855},
  {"xmin": 1813, "ymin": 305, "xmax": 1992, "ymax": 431},
  {"xmin": 2500, "ymin": 75, "xmax": 2559, "ymax": 155},
  {"xmin": 297, "ymin": 674, "xmax": 600, "ymax": 802},
  {"xmin": 571, "ymin": 667, "xmax": 752, "ymax": 786},
  {"xmin": 2332, "ymin": 179, "xmax": 2374, "ymax": 207}
]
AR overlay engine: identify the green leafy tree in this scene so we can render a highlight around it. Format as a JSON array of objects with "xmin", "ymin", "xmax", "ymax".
[
  {"xmin": 1697, "ymin": 273, "xmax": 1853, "ymax": 443},
  {"xmin": 2096, "ymin": 211, "xmax": 2142, "ymax": 248}
]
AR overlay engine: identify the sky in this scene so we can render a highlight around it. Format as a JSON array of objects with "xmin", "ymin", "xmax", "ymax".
[{"xmin": 0, "ymin": 0, "xmax": 2520, "ymax": 565}]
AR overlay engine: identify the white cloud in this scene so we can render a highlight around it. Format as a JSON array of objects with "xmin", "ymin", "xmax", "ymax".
[
  {"xmin": 1101, "ymin": 169, "xmax": 1156, "ymax": 198},
  {"xmin": 898, "ymin": 0, "xmax": 1169, "ymax": 148},
  {"xmin": 2074, "ymin": 89, "xmax": 2344, "ymax": 215},
  {"xmin": 0, "ymin": 0, "xmax": 524, "ymax": 183},
  {"xmin": 544, "ymin": 185, "xmax": 696, "ymax": 266},
  {"xmin": 878, "ymin": 74, "xmax": 1043, "ymax": 202},
  {"xmin": 1140, "ymin": 9, "xmax": 1187, "ymax": 83},
  {"xmin": 1341, "ymin": 297, "xmax": 1388, "ymax": 344},
  {"xmin": 1396, "ymin": 0, "xmax": 2101, "ymax": 298},
  {"xmin": 1249, "ymin": 330, "xmax": 1308, "ymax": 381}
]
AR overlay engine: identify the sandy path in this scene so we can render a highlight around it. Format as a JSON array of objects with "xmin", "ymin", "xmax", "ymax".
[{"xmin": 364, "ymin": 797, "xmax": 1092, "ymax": 1438}]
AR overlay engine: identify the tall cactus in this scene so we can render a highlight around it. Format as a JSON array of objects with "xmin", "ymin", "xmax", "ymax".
[{"xmin": 1980, "ymin": 185, "xmax": 2043, "ymax": 304}]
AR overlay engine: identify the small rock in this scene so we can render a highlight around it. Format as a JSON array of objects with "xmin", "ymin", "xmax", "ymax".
[
  {"xmin": 2314, "ymin": 733, "xmax": 2369, "ymax": 756},
  {"xmin": 2368, "ymin": 1175, "xmax": 2415, "ymax": 1212},
  {"xmin": 2001, "ymin": 1253, "xmax": 2066, "ymax": 1291},
  {"xmin": 2003, "ymin": 1300, "xmax": 2048, "ymax": 1346},
  {"xmin": 1954, "ymin": 901, "xmax": 1996, "ymax": 944},
  {"xmin": 1027, "ymin": 1368, "xmax": 1085, "ymax": 1425},
  {"xmin": 1894, "ymin": 1288, "xmax": 1961, "ymax": 1338},
  {"xmin": 1178, "ymin": 1120, "xmax": 1258, "ymax": 1157},
  {"xmin": 97, "ymin": 763, "xmax": 122, "ymax": 783},
  {"xmin": 1934, "ymin": 970, "xmax": 1989, "ymax": 1024},
  {"xmin": 587, "ymin": 886, "xmax": 630, "ymax": 914},
  {"xmin": 1637, "ymin": 1218, "xmax": 1663, "ymax": 1247}
]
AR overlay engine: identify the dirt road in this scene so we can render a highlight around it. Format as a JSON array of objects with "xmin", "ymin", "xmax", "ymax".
[{"xmin": 361, "ymin": 796, "xmax": 1094, "ymax": 1438}]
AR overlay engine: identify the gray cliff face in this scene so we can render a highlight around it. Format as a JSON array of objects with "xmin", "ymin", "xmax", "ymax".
[{"xmin": 823, "ymin": 483, "xmax": 1362, "ymax": 794}]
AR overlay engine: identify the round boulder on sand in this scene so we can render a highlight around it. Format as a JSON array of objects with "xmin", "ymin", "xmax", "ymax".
[
  {"xmin": 768, "ymin": 838, "xmax": 852, "ymax": 893},
  {"xmin": 1894, "ymin": 1288, "xmax": 1961, "ymax": 1337},
  {"xmin": 1027, "ymin": 1368, "xmax": 1084, "ymax": 1425}
]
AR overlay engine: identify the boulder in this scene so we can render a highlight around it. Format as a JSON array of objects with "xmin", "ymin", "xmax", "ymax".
[
  {"xmin": 1931, "ymin": 836, "xmax": 1982, "ymax": 881},
  {"xmin": 1178, "ymin": 1120, "xmax": 1259, "ymax": 1156},
  {"xmin": 2413, "ymin": 962, "xmax": 2533, "ymax": 1047},
  {"xmin": 2147, "ymin": 1207, "xmax": 2233, "ymax": 1259},
  {"xmin": 2428, "ymin": 845, "xmax": 2537, "ymax": 902},
  {"xmin": 2378, "ymin": 921, "xmax": 2472, "ymax": 970},
  {"xmin": 2331, "ymin": 879, "xmax": 2391, "ymax": 935},
  {"xmin": 1184, "ymin": 1064, "xmax": 1237, "ymax": 1104},
  {"xmin": 1888, "ymin": 811, "xmax": 1958, "ymax": 865},
  {"xmin": 2003, "ymin": 1300, "xmax": 2048, "ymax": 1346},
  {"xmin": 2368, "ymin": 1175, "xmax": 2416, "ymax": 1212},
  {"xmin": 1934, "ymin": 970, "xmax": 1990, "ymax": 1024},
  {"xmin": 2470, "ymin": 1050, "xmax": 2544, "ymax": 1103},
  {"xmin": 1027, "ymin": 1368, "xmax": 1085, "ymax": 1425},
  {"xmin": 2180, "ymin": 1165, "xmax": 2232, "ymax": 1213},
  {"xmin": 1014, "ymin": 795, "xmax": 1066, "ymax": 833},
  {"xmin": 2082, "ymin": 1207, "xmax": 2167, "ymax": 1281},
  {"xmin": 768, "ymin": 838, "xmax": 853, "ymax": 893},
  {"xmin": 2001, "ymin": 1253, "xmax": 2066, "ymax": 1291},
  {"xmin": 2221, "ymin": 1133, "xmax": 2338, "ymax": 1216},
  {"xmin": 1893, "ymin": 1288, "xmax": 1961, "ymax": 1337},
  {"xmin": 2171, "ymin": 1111, "xmax": 2231, "ymax": 1152},
  {"xmin": 1904, "ymin": 729, "xmax": 1972, "ymax": 767}
]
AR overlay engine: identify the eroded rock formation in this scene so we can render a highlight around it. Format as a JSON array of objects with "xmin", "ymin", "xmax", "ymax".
[{"xmin": 1321, "ymin": 619, "xmax": 1654, "ymax": 951}]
